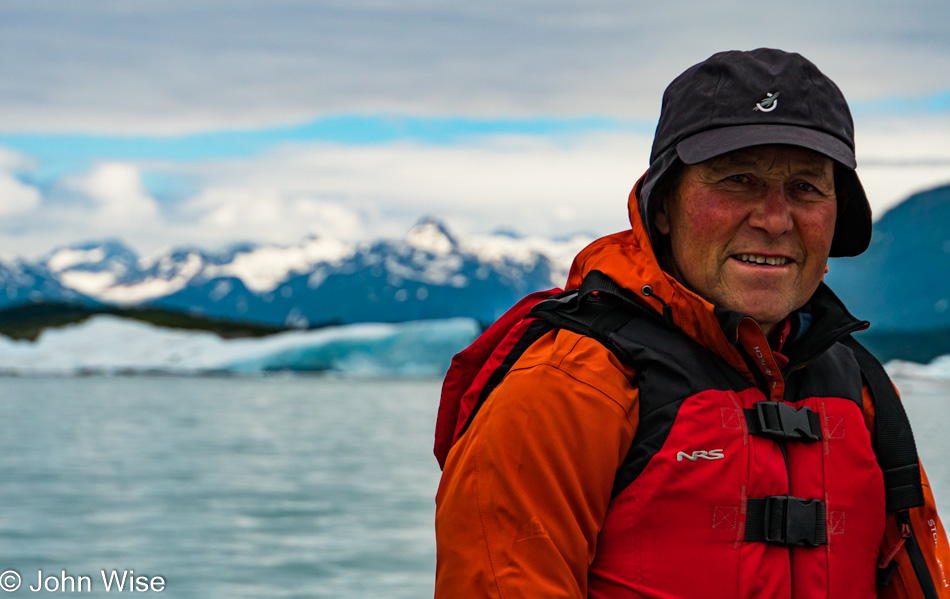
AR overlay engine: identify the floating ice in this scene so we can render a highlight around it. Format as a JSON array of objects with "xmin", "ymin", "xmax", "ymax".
[
  {"xmin": 886, "ymin": 355, "xmax": 950, "ymax": 380},
  {"xmin": 0, "ymin": 315, "xmax": 480, "ymax": 376}
]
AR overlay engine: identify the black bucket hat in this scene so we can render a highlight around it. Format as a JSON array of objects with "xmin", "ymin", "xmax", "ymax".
[{"xmin": 638, "ymin": 48, "xmax": 871, "ymax": 257}]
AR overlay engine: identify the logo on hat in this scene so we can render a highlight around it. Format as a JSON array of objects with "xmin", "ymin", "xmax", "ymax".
[{"xmin": 753, "ymin": 92, "xmax": 780, "ymax": 112}]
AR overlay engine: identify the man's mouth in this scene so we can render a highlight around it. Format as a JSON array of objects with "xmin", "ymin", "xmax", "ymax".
[{"xmin": 732, "ymin": 253, "xmax": 790, "ymax": 266}]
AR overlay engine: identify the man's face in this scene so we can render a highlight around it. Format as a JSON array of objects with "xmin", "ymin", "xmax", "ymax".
[{"xmin": 654, "ymin": 145, "xmax": 837, "ymax": 336}]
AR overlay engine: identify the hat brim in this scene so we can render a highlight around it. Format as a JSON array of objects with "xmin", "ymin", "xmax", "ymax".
[{"xmin": 676, "ymin": 124, "xmax": 856, "ymax": 169}]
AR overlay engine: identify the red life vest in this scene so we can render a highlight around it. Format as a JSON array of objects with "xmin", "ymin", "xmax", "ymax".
[{"xmin": 435, "ymin": 271, "xmax": 938, "ymax": 597}]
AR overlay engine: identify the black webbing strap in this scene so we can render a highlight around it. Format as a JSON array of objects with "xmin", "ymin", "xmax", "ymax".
[
  {"xmin": 841, "ymin": 336, "xmax": 925, "ymax": 512},
  {"xmin": 531, "ymin": 270, "xmax": 652, "ymax": 345},
  {"xmin": 744, "ymin": 401, "xmax": 823, "ymax": 443},
  {"xmin": 576, "ymin": 269, "xmax": 634, "ymax": 306},
  {"xmin": 745, "ymin": 496, "xmax": 827, "ymax": 548}
]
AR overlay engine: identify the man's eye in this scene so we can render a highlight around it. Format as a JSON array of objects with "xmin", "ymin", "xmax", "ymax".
[
  {"xmin": 796, "ymin": 182, "xmax": 818, "ymax": 192},
  {"xmin": 725, "ymin": 174, "xmax": 748, "ymax": 183}
]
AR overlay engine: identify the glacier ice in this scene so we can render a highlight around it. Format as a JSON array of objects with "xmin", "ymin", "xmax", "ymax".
[
  {"xmin": 886, "ymin": 355, "xmax": 950, "ymax": 380},
  {"xmin": 0, "ymin": 315, "xmax": 481, "ymax": 376}
]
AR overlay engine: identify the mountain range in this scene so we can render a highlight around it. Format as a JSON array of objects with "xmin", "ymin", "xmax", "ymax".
[
  {"xmin": 2, "ymin": 182, "xmax": 950, "ymax": 363},
  {"xmin": 0, "ymin": 218, "xmax": 590, "ymax": 332}
]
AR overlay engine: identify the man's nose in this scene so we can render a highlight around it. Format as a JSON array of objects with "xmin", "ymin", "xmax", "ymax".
[{"xmin": 748, "ymin": 184, "xmax": 793, "ymax": 237}]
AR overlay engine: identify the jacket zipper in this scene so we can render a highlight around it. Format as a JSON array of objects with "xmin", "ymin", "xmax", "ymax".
[{"xmin": 898, "ymin": 510, "xmax": 940, "ymax": 599}]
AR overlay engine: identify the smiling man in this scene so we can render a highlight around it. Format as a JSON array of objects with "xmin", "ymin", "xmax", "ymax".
[
  {"xmin": 435, "ymin": 49, "xmax": 950, "ymax": 598},
  {"xmin": 654, "ymin": 145, "xmax": 838, "ymax": 338}
]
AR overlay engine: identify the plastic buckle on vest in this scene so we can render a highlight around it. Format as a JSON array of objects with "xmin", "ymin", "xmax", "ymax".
[
  {"xmin": 754, "ymin": 401, "xmax": 822, "ymax": 443},
  {"xmin": 763, "ymin": 496, "xmax": 827, "ymax": 548},
  {"xmin": 532, "ymin": 290, "xmax": 579, "ymax": 314},
  {"xmin": 879, "ymin": 522, "xmax": 912, "ymax": 569}
]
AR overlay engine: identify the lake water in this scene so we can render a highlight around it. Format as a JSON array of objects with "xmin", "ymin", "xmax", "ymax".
[
  {"xmin": 0, "ymin": 374, "xmax": 946, "ymax": 598},
  {"xmin": 0, "ymin": 376, "xmax": 443, "ymax": 598}
]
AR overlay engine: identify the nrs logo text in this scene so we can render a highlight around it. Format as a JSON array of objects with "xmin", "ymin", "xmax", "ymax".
[{"xmin": 676, "ymin": 449, "xmax": 725, "ymax": 462}]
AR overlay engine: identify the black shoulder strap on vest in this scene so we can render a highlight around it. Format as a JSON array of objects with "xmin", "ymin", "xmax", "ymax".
[
  {"xmin": 840, "ymin": 335, "xmax": 925, "ymax": 512},
  {"xmin": 844, "ymin": 341, "xmax": 940, "ymax": 599},
  {"xmin": 530, "ymin": 270, "xmax": 654, "ymax": 344},
  {"xmin": 535, "ymin": 272, "xmax": 926, "ymax": 514}
]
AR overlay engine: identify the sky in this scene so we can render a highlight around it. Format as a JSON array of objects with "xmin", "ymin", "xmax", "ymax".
[{"xmin": 1, "ymin": 0, "xmax": 949, "ymax": 258}]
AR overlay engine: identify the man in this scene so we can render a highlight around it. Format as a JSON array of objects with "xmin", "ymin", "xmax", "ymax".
[{"xmin": 435, "ymin": 49, "xmax": 950, "ymax": 598}]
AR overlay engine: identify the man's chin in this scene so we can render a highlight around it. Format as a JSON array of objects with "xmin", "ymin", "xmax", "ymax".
[{"xmin": 724, "ymin": 297, "xmax": 797, "ymax": 332}]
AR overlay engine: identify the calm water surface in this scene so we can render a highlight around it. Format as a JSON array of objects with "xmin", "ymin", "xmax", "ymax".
[
  {"xmin": 0, "ymin": 376, "xmax": 443, "ymax": 598},
  {"xmin": 0, "ymin": 374, "xmax": 947, "ymax": 598}
]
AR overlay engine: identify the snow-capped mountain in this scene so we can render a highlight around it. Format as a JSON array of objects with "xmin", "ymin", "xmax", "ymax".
[
  {"xmin": 0, "ymin": 255, "xmax": 103, "ymax": 309},
  {"xmin": 11, "ymin": 218, "xmax": 591, "ymax": 328}
]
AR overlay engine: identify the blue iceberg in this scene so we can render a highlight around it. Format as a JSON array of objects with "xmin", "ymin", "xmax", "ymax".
[{"xmin": 0, "ymin": 315, "xmax": 481, "ymax": 376}]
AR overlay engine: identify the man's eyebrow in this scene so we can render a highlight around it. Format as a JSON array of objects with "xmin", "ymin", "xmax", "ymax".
[{"xmin": 786, "ymin": 161, "xmax": 835, "ymax": 179}]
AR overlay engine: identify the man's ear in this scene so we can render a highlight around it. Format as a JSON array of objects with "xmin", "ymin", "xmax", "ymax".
[{"xmin": 654, "ymin": 206, "xmax": 671, "ymax": 235}]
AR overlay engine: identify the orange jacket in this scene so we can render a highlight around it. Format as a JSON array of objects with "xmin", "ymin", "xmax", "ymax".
[{"xmin": 435, "ymin": 187, "xmax": 950, "ymax": 598}]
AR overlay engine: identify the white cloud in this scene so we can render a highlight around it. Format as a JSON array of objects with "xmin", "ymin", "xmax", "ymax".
[
  {"xmin": 0, "ymin": 147, "xmax": 36, "ymax": 171},
  {"xmin": 0, "ymin": 161, "xmax": 171, "ymax": 257},
  {"xmin": 856, "ymin": 115, "xmax": 950, "ymax": 219},
  {"xmin": 0, "ymin": 133, "xmax": 651, "ymax": 255},
  {"xmin": 0, "ymin": 118, "xmax": 948, "ymax": 258},
  {"xmin": 859, "ymin": 165, "xmax": 950, "ymax": 221},
  {"xmin": 0, "ymin": 173, "xmax": 41, "ymax": 217},
  {"xmin": 178, "ymin": 186, "xmax": 367, "ymax": 244},
  {"xmin": 0, "ymin": 147, "xmax": 40, "ymax": 217},
  {"xmin": 150, "ymin": 119, "xmax": 950, "ymax": 250},
  {"xmin": 67, "ymin": 162, "xmax": 161, "ymax": 225},
  {"xmin": 159, "ymin": 132, "xmax": 652, "ymax": 246},
  {"xmin": 153, "ymin": 117, "xmax": 950, "ymax": 246},
  {"xmin": 0, "ymin": 1, "xmax": 948, "ymax": 133},
  {"xmin": 0, "ymin": 0, "xmax": 946, "ymax": 263}
]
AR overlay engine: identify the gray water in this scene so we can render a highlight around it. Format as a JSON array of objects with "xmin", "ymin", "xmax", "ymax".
[
  {"xmin": 0, "ymin": 374, "xmax": 947, "ymax": 598},
  {"xmin": 0, "ymin": 376, "xmax": 443, "ymax": 598}
]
